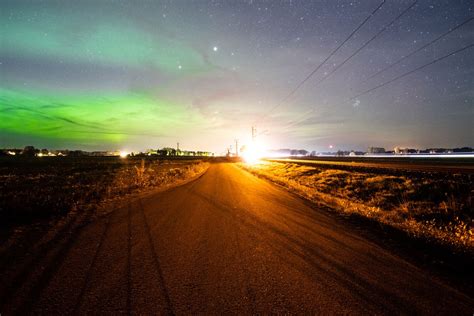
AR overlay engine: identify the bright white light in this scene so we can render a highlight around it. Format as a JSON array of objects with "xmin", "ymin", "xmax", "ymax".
[
  {"xmin": 242, "ymin": 143, "xmax": 263, "ymax": 165},
  {"xmin": 119, "ymin": 151, "xmax": 129, "ymax": 158},
  {"xmin": 213, "ymin": 46, "xmax": 218, "ymax": 52}
]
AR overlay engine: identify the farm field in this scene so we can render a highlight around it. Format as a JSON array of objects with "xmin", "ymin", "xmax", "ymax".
[
  {"xmin": 241, "ymin": 159, "xmax": 474, "ymax": 252},
  {"xmin": 268, "ymin": 156, "xmax": 474, "ymax": 173},
  {"xmin": 0, "ymin": 157, "xmax": 209, "ymax": 245}
]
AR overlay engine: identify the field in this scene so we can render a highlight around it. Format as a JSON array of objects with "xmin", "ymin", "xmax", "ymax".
[
  {"xmin": 0, "ymin": 157, "xmax": 209, "ymax": 243},
  {"xmin": 240, "ymin": 159, "xmax": 474, "ymax": 251}
]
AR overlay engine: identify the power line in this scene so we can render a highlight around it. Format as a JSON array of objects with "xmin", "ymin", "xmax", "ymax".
[
  {"xmin": 282, "ymin": 0, "xmax": 417, "ymax": 131},
  {"xmin": 285, "ymin": 40, "xmax": 474, "ymax": 132},
  {"xmin": 281, "ymin": 109, "xmax": 315, "ymax": 130},
  {"xmin": 313, "ymin": 0, "xmax": 418, "ymax": 87},
  {"xmin": 351, "ymin": 42, "xmax": 474, "ymax": 100},
  {"xmin": 255, "ymin": 0, "xmax": 386, "ymax": 125},
  {"xmin": 364, "ymin": 16, "xmax": 474, "ymax": 82},
  {"xmin": 266, "ymin": 1, "xmax": 416, "ymax": 133},
  {"xmin": 275, "ymin": 4, "xmax": 471, "ymax": 136}
]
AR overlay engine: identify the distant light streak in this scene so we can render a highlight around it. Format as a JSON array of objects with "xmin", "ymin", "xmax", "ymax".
[{"xmin": 364, "ymin": 153, "xmax": 474, "ymax": 158}]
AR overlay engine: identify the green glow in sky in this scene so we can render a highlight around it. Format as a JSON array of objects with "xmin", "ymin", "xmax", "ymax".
[
  {"xmin": 1, "ymin": 9, "xmax": 211, "ymax": 74},
  {"xmin": 0, "ymin": 4, "xmax": 219, "ymax": 150},
  {"xmin": 0, "ymin": 88, "xmax": 193, "ymax": 147},
  {"xmin": 3, "ymin": 1, "xmax": 472, "ymax": 152}
]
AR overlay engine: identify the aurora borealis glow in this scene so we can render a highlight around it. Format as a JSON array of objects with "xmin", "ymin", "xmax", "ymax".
[{"xmin": 1, "ymin": 1, "xmax": 473, "ymax": 153}]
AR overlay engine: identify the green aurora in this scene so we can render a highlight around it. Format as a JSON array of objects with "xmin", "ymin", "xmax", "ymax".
[
  {"xmin": 2, "ymin": 12, "xmax": 211, "ymax": 74},
  {"xmin": 1, "ymin": 3, "xmax": 219, "ymax": 150},
  {"xmin": 0, "ymin": 88, "xmax": 192, "ymax": 144},
  {"xmin": 2, "ymin": 1, "xmax": 473, "ymax": 152}
]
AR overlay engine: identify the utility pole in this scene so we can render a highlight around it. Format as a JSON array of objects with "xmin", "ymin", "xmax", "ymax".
[
  {"xmin": 234, "ymin": 139, "xmax": 239, "ymax": 157},
  {"xmin": 251, "ymin": 126, "xmax": 257, "ymax": 142}
]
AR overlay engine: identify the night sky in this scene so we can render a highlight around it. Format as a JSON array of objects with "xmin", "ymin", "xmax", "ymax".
[{"xmin": 1, "ymin": 0, "xmax": 473, "ymax": 153}]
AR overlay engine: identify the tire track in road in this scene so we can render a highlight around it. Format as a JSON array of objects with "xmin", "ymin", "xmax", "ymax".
[
  {"xmin": 0, "ymin": 208, "xmax": 95, "ymax": 313},
  {"xmin": 63, "ymin": 202, "xmax": 130, "ymax": 313},
  {"xmin": 0, "ymin": 216, "xmax": 78, "ymax": 274},
  {"xmin": 137, "ymin": 198, "xmax": 175, "ymax": 315},
  {"xmin": 0, "ymin": 212, "xmax": 82, "ymax": 298},
  {"xmin": 126, "ymin": 202, "xmax": 132, "ymax": 316},
  {"xmin": 232, "ymin": 226, "xmax": 258, "ymax": 314},
  {"xmin": 72, "ymin": 205, "xmax": 115, "ymax": 315}
]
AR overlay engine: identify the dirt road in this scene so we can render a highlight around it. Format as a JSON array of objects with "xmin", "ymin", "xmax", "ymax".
[{"xmin": 1, "ymin": 163, "xmax": 472, "ymax": 314}]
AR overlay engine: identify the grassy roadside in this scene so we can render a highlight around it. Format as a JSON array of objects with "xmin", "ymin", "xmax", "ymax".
[{"xmin": 238, "ymin": 160, "xmax": 473, "ymax": 253}]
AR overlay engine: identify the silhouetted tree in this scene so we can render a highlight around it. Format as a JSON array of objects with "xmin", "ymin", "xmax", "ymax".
[{"xmin": 22, "ymin": 146, "xmax": 37, "ymax": 157}]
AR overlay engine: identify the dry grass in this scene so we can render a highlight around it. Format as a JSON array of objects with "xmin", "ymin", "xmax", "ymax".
[
  {"xmin": 0, "ymin": 157, "xmax": 209, "ymax": 228},
  {"xmin": 240, "ymin": 161, "xmax": 474, "ymax": 250}
]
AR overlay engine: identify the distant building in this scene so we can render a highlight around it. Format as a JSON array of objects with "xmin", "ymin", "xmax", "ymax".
[
  {"xmin": 394, "ymin": 147, "xmax": 417, "ymax": 154},
  {"xmin": 146, "ymin": 149, "xmax": 158, "ymax": 156},
  {"xmin": 427, "ymin": 148, "xmax": 449, "ymax": 154},
  {"xmin": 453, "ymin": 147, "xmax": 473, "ymax": 153},
  {"xmin": 367, "ymin": 147, "xmax": 386, "ymax": 154},
  {"xmin": 89, "ymin": 151, "xmax": 117, "ymax": 157},
  {"xmin": 50, "ymin": 150, "xmax": 69, "ymax": 156},
  {"xmin": 2, "ymin": 148, "xmax": 22, "ymax": 156},
  {"xmin": 393, "ymin": 146, "xmax": 407, "ymax": 155}
]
